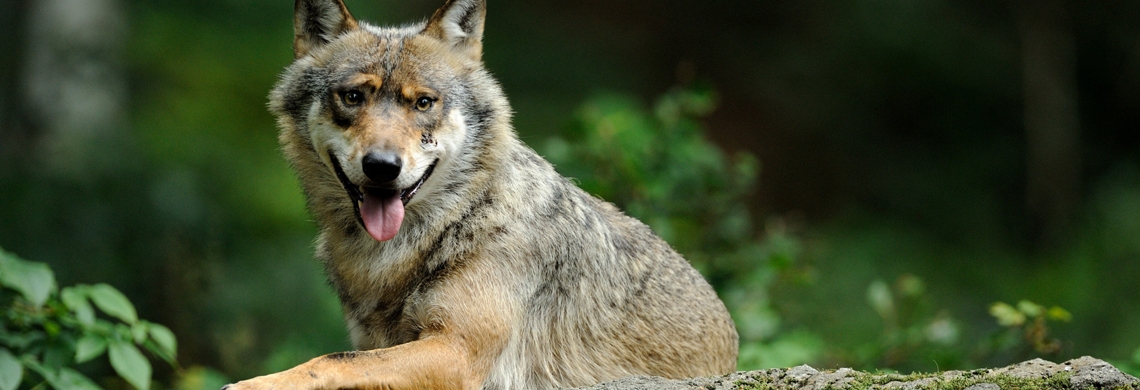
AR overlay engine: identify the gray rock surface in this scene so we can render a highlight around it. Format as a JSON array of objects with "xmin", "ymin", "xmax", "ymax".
[{"xmin": 574, "ymin": 356, "xmax": 1139, "ymax": 390}]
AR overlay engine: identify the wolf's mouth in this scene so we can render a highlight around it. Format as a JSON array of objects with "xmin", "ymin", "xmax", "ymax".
[{"xmin": 328, "ymin": 151, "xmax": 438, "ymax": 241}]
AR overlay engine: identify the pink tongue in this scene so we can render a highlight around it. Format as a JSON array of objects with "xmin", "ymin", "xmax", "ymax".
[{"xmin": 360, "ymin": 192, "xmax": 404, "ymax": 242}]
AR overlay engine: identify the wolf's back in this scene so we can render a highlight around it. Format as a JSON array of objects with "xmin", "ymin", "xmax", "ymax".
[{"xmin": 476, "ymin": 142, "xmax": 739, "ymax": 388}]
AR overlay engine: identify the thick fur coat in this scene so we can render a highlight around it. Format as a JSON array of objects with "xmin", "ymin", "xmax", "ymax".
[{"xmin": 225, "ymin": 1, "xmax": 738, "ymax": 389}]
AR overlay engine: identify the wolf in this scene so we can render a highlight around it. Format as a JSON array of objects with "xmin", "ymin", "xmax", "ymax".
[{"xmin": 225, "ymin": 0, "xmax": 738, "ymax": 389}]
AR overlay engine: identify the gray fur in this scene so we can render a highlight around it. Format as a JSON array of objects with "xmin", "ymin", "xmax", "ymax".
[{"xmin": 234, "ymin": 0, "xmax": 738, "ymax": 389}]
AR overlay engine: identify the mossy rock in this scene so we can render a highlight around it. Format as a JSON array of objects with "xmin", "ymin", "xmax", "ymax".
[{"xmin": 574, "ymin": 357, "xmax": 1139, "ymax": 390}]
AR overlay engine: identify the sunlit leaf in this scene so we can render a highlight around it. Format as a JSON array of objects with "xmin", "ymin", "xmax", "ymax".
[
  {"xmin": 0, "ymin": 331, "xmax": 44, "ymax": 350},
  {"xmin": 146, "ymin": 323, "xmax": 178, "ymax": 359},
  {"xmin": 132, "ymin": 323, "xmax": 149, "ymax": 344},
  {"xmin": 20, "ymin": 356, "xmax": 59, "ymax": 386},
  {"xmin": 1045, "ymin": 306, "xmax": 1072, "ymax": 322},
  {"xmin": 990, "ymin": 302, "xmax": 1025, "ymax": 327},
  {"xmin": 1016, "ymin": 300, "xmax": 1044, "ymax": 317},
  {"xmin": 56, "ymin": 368, "xmax": 102, "ymax": 390},
  {"xmin": 89, "ymin": 283, "xmax": 138, "ymax": 324},
  {"xmin": 0, "ymin": 250, "xmax": 57, "ymax": 307},
  {"xmin": 109, "ymin": 341, "xmax": 151, "ymax": 390},
  {"xmin": 75, "ymin": 335, "xmax": 108, "ymax": 363},
  {"xmin": 0, "ymin": 348, "xmax": 22, "ymax": 390},
  {"xmin": 61, "ymin": 287, "xmax": 96, "ymax": 326}
]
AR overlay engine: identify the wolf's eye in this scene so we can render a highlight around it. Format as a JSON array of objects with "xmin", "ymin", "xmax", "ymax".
[
  {"xmin": 415, "ymin": 97, "xmax": 434, "ymax": 111},
  {"xmin": 342, "ymin": 91, "xmax": 364, "ymax": 106}
]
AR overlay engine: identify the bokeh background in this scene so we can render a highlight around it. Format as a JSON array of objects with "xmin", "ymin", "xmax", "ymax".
[{"xmin": 2, "ymin": 0, "xmax": 1139, "ymax": 386}]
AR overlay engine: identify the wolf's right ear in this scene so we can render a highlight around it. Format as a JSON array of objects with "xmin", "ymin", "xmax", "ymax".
[
  {"xmin": 293, "ymin": 0, "xmax": 359, "ymax": 59},
  {"xmin": 423, "ymin": 0, "xmax": 486, "ymax": 62}
]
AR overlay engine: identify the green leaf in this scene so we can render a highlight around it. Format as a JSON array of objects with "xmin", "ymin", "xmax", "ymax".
[
  {"xmin": 88, "ymin": 284, "xmax": 138, "ymax": 324},
  {"xmin": 0, "ymin": 250, "xmax": 57, "ymax": 307},
  {"xmin": 990, "ymin": 302, "xmax": 1026, "ymax": 327},
  {"xmin": 75, "ymin": 335, "xmax": 108, "ymax": 363},
  {"xmin": 44, "ymin": 321, "xmax": 62, "ymax": 338},
  {"xmin": 0, "ymin": 348, "xmax": 22, "ymax": 390},
  {"xmin": 61, "ymin": 287, "xmax": 96, "ymax": 326},
  {"xmin": 146, "ymin": 323, "xmax": 177, "ymax": 359},
  {"xmin": 20, "ymin": 356, "xmax": 59, "ymax": 385},
  {"xmin": 1047, "ymin": 306, "xmax": 1072, "ymax": 322},
  {"xmin": 0, "ymin": 331, "xmax": 45, "ymax": 349},
  {"xmin": 131, "ymin": 323, "xmax": 148, "ymax": 344},
  {"xmin": 108, "ymin": 340, "xmax": 151, "ymax": 390},
  {"xmin": 1017, "ymin": 300, "xmax": 1044, "ymax": 317},
  {"xmin": 55, "ymin": 368, "xmax": 102, "ymax": 390}
]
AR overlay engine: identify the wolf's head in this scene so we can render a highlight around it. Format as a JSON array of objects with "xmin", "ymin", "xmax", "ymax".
[{"xmin": 271, "ymin": 0, "xmax": 508, "ymax": 242}]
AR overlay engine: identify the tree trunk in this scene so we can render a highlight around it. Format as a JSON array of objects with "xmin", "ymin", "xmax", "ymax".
[
  {"xmin": 1015, "ymin": 0, "xmax": 1081, "ymax": 249},
  {"xmin": 21, "ymin": 0, "xmax": 129, "ymax": 179},
  {"xmin": 0, "ymin": 0, "xmax": 31, "ymax": 170}
]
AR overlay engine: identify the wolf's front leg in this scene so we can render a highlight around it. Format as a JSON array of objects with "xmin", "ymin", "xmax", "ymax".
[{"xmin": 222, "ymin": 336, "xmax": 478, "ymax": 390}]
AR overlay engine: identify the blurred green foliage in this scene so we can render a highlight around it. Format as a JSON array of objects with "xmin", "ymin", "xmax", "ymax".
[
  {"xmin": 791, "ymin": 166, "xmax": 1140, "ymax": 372},
  {"xmin": 1, "ymin": 249, "xmax": 176, "ymax": 390},
  {"xmin": 545, "ymin": 87, "xmax": 822, "ymax": 369},
  {"xmin": 546, "ymin": 88, "xmax": 760, "ymax": 284},
  {"xmin": 986, "ymin": 300, "xmax": 1070, "ymax": 357},
  {"xmin": 858, "ymin": 275, "xmax": 964, "ymax": 369},
  {"xmin": 1116, "ymin": 348, "xmax": 1140, "ymax": 378},
  {"xmin": 543, "ymin": 88, "xmax": 1138, "ymax": 373},
  {"xmin": 1, "ymin": 0, "xmax": 1139, "ymax": 385}
]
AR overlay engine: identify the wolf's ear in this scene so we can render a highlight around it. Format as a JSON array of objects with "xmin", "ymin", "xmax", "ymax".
[
  {"xmin": 293, "ymin": 0, "xmax": 359, "ymax": 59},
  {"xmin": 423, "ymin": 0, "xmax": 486, "ymax": 61}
]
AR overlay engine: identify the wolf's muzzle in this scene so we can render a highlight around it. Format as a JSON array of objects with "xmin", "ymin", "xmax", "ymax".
[
  {"xmin": 327, "ymin": 148, "xmax": 439, "ymax": 241},
  {"xmin": 362, "ymin": 151, "xmax": 402, "ymax": 184}
]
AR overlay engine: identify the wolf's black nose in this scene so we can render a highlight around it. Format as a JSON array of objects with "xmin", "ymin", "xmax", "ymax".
[{"xmin": 362, "ymin": 151, "xmax": 402, "ymax": 184}]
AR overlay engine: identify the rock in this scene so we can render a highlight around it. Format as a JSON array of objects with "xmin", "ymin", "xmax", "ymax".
[
  {"xmin": 1066, "ymin": 356, "xmax": 1140, "ymax": 390},
  {"xmin": 574, "ymin": 376, "xmax": 703, "ymax": 390},
  {"xmin": 990, "ymin": 358, "xmax": 1059, "ymax": 379},
  {"xmin": 962, "ymin": 384, "xmax": 999, "ymax": 390},
  {"xmin": 572, "ymin": 356, "xmax": 1139, "ymax": 390}
]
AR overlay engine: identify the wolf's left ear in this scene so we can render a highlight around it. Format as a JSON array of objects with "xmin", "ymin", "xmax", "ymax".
[
  {"xmin": 293, "ymin": 0, "xmax": 359, "ymax": 59},
  {"xmin": 423, "ymin": 0, "xmax": 486, "ymax": 61}
]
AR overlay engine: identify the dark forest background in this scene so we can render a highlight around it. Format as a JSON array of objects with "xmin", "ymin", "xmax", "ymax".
[{"xmin": 1, "ymin": 0, "xmax": 1138, "ymax": 387}]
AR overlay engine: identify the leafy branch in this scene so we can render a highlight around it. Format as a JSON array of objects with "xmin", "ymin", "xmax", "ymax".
[
  {"xmin": 988, "ymin": 300, "xmax": 1071, "ymax": 356},
  {"xmin": 1, "ymin": 248, "xmax": 177, "ymax": 390}
]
